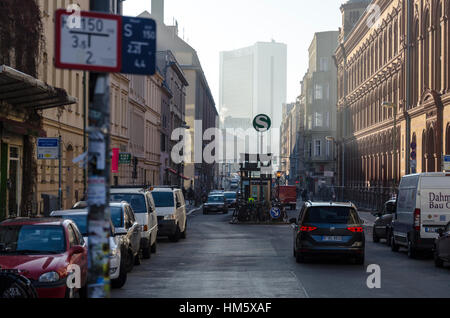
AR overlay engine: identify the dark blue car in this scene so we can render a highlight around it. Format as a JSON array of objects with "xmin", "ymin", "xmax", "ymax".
[{"xmin": 291, "ymin": 202, "xmax": 365, "ymax": 264}]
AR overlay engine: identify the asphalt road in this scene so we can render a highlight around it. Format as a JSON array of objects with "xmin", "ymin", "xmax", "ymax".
[{"xmin": 112, "ymin": 207, "xmax": 450, "ymax": 298}]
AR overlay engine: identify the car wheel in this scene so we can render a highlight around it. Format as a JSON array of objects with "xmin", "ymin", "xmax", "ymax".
[
  {"xmin": 181, "ymin": 222, "xmax": 187, "ymax": 239},
  {"xmin": 134, "ymin": 252, "xmax": 141, "ymax": 265},
  {"xmin": 112, "ymin": 270, "xmax": 127, "ymax": 289},
  {"xmin": 354, "ymin": 254, "xmax": 365, "ymax": 265},
  {"xmin": 407, "ymin": 238, "xmax": 418, "ymax": 259},
  {"xmin": 390, "ymin": 234, "xmax": 399, "ymax": 252},
  {"xmin": 372, "ymin": 229, "xmax": 380, "ymax": 243},
  {"xmin": 151, "ymin": 240, "xmax": 157, "ymax": 253},
  {"xmin": 295, "ymin": 251, "xmax": 305, "ymax": 263},
  {"xmin": 78, "ymin": 284, "xmax": 87, "ymax": 298},
  {"xmin": 386, "ymin": 229, "xmax": 392, "ymax": 247},
  {"xmin": 168, "ymin": 226, "xmax": 181, "ymax": 242},
  {"xmin": 125, "ymin": 248, "xmax": 134, "ymax": 272},
  {"xmin": 142, "ymin": 241, "xmax": 151, "ymax": 259},
  {"xmin": 434, "ymin": 249, "xmax": 444, "ymax": 268},
  {"xmin": 64, "ymin": 286, "xmax": 75, "ymax": 298}
]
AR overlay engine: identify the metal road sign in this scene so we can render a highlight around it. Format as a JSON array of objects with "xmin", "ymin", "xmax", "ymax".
[
  {"xmin": 55, "ymin": 9, "xmax": 122, "ymax": 72},
  {"xmin": 121, "ymin": 16, "xmax": 156, "ymax": 75},
  {"xmin": 270, "ymin": 207, "xmax": 281, "ymax": 219},
  {"xmin": 253, "ymin": 114, "xmax": 271, "ymax": 132},
  {"xmin": 37, "ymin": 138, "xmax": 59, "ymax": 160},
  {"xmin": 119, "ymin": 152, "xmax": 132, "ymax": 164}
]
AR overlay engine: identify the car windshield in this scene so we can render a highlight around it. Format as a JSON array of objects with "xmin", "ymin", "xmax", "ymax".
[
  {"xmin": 111, "ymin": 193, "xmax": 147, "ymax": 213},
  {"xmin": 0, "ymin": 225, "xmax": 65, "ymax": 254},
  {"xmin": 208, "ymin": 196, "xmax": 224, "ymax": 203},
  {"xmin": 110, "ymin": 206, "xmax": 124, "ymax": 228},
  {"xmin": 60, "ymin": 215, "xmax": 87, "ymax": 236},
  {"xmin": 224, "ymin": 193, "xmax": 236, "ymax": 199},
  {"xmin": 303, "ymin": 207, "xmax": 360, "ymax": 225},
  {"xmin": 151, "ymin": 192, "xmax": 174, "ymax": 207}
]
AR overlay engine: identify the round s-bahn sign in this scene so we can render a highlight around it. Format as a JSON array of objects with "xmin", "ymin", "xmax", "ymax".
[{"xmin": 253, "ymin": 114, "xmax": 271, "ymax": 132}]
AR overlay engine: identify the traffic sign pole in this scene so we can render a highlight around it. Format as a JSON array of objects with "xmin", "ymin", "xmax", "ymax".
[{"xmin": 86, "ymin": 0, "xmax": 111, "ymax": 299}]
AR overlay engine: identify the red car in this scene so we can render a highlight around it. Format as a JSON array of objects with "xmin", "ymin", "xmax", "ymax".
[{"xmin": 0, "ymin": 218, "xmax": 88, "ymax": 298}]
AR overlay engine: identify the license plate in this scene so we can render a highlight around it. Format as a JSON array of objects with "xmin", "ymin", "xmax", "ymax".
[
  {"xmin": 322, "ymin": 236, "xmax": 343, "ymax": 242},
  {"xmin": 424, "ymin": 227, "xmax": 440, "ymax": 233}
]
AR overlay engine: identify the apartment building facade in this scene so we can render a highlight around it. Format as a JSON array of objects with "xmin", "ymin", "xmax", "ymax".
[{"xmin": 302, "ymin": 31, "xmax": 339, "ymax": 195}]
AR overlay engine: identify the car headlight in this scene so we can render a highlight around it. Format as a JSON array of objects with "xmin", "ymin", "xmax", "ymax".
[
  {"xmin": 164, "ymin": 214, "xmax": 176, "ymax": 220},
  {"xmin": 110, "ymin": 247, "xmax": 120, "ymax": 258},
  {"xmin": 39, "ymin": 271, "xmax": 60, "ymax": 283}
]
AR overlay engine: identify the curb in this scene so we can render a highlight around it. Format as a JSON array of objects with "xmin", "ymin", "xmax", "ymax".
[{"xmin": 187, "ymin": 205, "xmax": 203, "ymax": 216}]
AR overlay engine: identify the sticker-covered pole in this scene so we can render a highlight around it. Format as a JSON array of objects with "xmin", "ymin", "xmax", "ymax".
[{"xmin": 87, "ymin": 0, "xmax": 111, "ymax": 298}]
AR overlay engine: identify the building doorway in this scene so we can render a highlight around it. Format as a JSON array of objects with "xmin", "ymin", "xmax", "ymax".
[{"xmin": 7, "ymin": 145, "xmax": 21, "ymax": 216}]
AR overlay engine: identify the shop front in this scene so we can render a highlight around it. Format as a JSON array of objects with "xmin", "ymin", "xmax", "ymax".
[{"xmin": 0, "ymin": 65, "xmax": 75, "ymax": 220}]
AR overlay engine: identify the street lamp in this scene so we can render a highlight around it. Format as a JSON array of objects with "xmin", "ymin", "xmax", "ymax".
[{"xmin": 382, "ymin": 101, "xmax": 397, "ymax": 189}]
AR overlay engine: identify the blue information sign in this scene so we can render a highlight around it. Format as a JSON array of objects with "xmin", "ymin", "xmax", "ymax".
[
  {"xmin": 121, "ymin": 16, "xmax": 156, "ymax": 75},
  {"xmin": 270, "ymin": 207, "xmax": 281, "ymax": 219}
]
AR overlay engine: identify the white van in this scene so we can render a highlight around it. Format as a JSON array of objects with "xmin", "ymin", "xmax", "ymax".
[
  {"xmin": 391, "ymin": 173, "xmax": 450, "ymax": 258},
  {"xmin": 151, "ymin": 187, "xmax": 187, "ymax": 242},
  {"xmin": 110, "ymin": 187, "xmax": 158, "ymax": 259}
]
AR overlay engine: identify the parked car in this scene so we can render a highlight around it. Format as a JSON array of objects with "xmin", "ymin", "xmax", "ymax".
[
  {"xmin": 151, "ymin": 187, "xmax": 187, "ymax": 242},
  {"xmin": 224, "ymin": 191, "xmax": 237, "ymax": 208},
  {"xmin": 290, "ymin": 202, "xmax": 365, "ymax": 264},
  {"xmin": 204, "ymin": 194, "xmax": 228, "ymax": 214},
  {"xmin": 275, "ymin": 185, "xmax": 297, "ymax": 210},
  {"xmin": 109, "ymin": 202, "xmax": 142, "ymax": 270},
  {"xmin": 434, "ymin": 221, "xmax": 450, "ymax": 268},
  {"xmin": 0, "ymin": 217, "xmax": 88, "ymax": 298},
  {"xmin": 391, "ymin": 173, "xmax": 450, "ymax": 258},
  {"xmin": 50, "ymin": 209, "xmax": 128, "ymax": 289},
  {"xmin": 111, "ymin": 186, "xmax": 158, "ymax": 259},
  {"xmin": 372, "ymin": 199, "xmax": 396, "ymax": 244}
]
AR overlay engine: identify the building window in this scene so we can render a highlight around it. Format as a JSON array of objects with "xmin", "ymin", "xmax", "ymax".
[
  {"xmin": 326, "ymin": 140, "xmax": 331, "ymax": 158},
  {"xmin": 315, "ymin": 84, "xmax": 323, "ymax": 100},
  {"xmin": 314, "ymin": 140, "xmax": 321, "ymax": 157},
  {"xmin": 315, "ymin": 112, "xmax": 323, "ymax": 127},
  {"xmin": 319, "ymin": 57, "xmax": 329, "ymax": 72}
]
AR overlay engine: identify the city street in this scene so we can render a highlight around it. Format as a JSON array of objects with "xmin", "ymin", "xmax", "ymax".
[{"xmin": 112, "ymin": 206, "xmax": 450, "ymax": 298}]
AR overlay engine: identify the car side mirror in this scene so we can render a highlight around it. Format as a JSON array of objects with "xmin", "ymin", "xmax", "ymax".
[
  {"xmin": 289, "ymin": 218, "xmax": 297, "ymax": 225},
  {"xmin": 69, "ymin": 246, "xmax": 85, "ymax": 256},
  {"xmin": 114, "ymin": 228, "xmax": 127, "ymax": 236}
]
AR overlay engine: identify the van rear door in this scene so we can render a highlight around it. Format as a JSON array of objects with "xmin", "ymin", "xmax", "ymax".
[{"xmin": 420, "ymin": 176, "xmax": 450, "ymax": 239}]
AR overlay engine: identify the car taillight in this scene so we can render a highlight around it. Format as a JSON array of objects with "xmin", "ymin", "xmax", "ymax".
[
  {"xmin": 347, "ymin": 226, "xmax": 363, "ymax": 233},
  {"xmin": 414, "ymin": 208, "xmax": 421, "ymax": 231},
  {"xmin": 299, "ymin": 226, "xmax": 317, "ymax": 232}
]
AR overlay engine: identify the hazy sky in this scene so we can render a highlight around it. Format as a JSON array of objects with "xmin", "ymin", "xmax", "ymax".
[{"xmin": 123, "ymin": 0, "xmax": 343, "ymax": 107}]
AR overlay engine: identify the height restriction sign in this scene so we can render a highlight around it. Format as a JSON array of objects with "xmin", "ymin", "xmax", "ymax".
[{"xmin": 55, "ymin": 9, "xmax": 122, "ymax": 72}]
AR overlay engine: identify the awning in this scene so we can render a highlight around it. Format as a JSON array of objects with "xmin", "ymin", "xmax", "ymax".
[{"xmin": 0, "ymin": 65, "xmax": 77, "ymax": 110}]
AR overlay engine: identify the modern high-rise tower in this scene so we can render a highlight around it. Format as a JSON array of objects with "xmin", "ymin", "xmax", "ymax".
[{"xmin": 219, "ymin": 41, "xmax": 287, "ymax": 131}]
